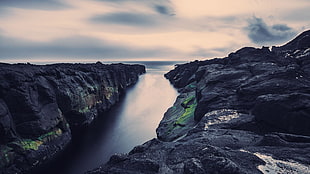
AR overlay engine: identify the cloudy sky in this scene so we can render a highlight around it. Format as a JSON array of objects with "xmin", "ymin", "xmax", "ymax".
[{"xmin": 0, "ymin": 0, "xmax": 309, "ymax": 63}]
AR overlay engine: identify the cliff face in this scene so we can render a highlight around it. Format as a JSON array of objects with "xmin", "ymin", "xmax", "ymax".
[
  {"xmin": 0, "ymin": 62, "xmax": 145, "ymax": 174},
  {"xmin": 88, "ymin": 30, "xmax": 310, "ymax": 173}
]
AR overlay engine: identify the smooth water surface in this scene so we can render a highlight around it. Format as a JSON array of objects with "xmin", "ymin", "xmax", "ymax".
[{"xmin": 35, "ymin": 61, "xmax": 181, "ymax": 174}]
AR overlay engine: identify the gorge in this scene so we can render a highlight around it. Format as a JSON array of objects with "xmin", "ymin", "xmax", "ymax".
[{"xmin": 30, "ymin": 61, "xmax": 180, "ymax": 174}]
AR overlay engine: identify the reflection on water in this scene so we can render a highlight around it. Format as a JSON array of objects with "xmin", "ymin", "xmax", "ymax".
[{"xmin": 35, "ymin": 61, "xmax": 181, "ymax": 174}]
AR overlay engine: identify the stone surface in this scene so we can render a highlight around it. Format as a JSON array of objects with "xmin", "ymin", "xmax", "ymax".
[
  {"xmin": 88, "ymin": 30, "xmax": 310, "ymax": 173},
  {"xmin": 0, "ymin": 62, "xmax": 145, "ymax": 174}
]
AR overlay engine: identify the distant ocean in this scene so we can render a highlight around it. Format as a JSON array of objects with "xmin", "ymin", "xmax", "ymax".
[
  {"xmin": 3, "ymin": 60, "xmax": 187, "ymax": 73},
  {"xmin": 115, "ymin": 60, "xmax": 186, "ymax": 73}
]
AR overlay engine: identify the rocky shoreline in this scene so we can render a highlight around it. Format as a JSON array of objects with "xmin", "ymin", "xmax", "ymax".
[
  {"xmin": 88, "ymin": 30, "xmax": 310, "ymax": 173},
  {"xmin": 0, "ymin": 62, "xmax": 145, "ymax": 174}
]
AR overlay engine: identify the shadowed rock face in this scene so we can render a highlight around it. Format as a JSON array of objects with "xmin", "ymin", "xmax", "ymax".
[
  {"xmin": 88, "ymin": 30, "xmax": 310, "ymax": 174},
  {"xmin": 0, "ymin": 62, "xmax": 145, "ymax": 174}
]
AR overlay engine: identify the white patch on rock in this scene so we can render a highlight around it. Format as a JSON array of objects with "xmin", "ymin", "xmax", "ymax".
[
  {"xmin": 240, "ymin": 149, "xmax": 310, "ymax": 174},
  {"xmin": 204, "ymin": 109, "xmax": 240, "ymax": 130},
  {"xmin": 304, "ymin": 48, "xmax": 310, "ymax": 54}
]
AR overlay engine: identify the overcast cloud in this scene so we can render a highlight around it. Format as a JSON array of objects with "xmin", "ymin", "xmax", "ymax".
[
  {"xmin": 0, "ymin": 35, "xmax": 180, "ymax": 60},
  {"xmin": 245, "ymin": 16, "xmax": 297, "ymax": 45},
  {"xmin": 90, "ymin": 12, "xmax": 159, "ymax": 27},
  {"xmin": 0, "ymin": 0, "xmax": 309, "ymax": 62},
  {"xmin": 0, "ymin": 0, "xmax": 69, "ymax": 10}
]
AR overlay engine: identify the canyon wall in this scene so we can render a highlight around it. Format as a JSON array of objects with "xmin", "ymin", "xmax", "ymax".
[{"xmin": 0, "ymin": 62, "xmax": 145, "ymax": 174}]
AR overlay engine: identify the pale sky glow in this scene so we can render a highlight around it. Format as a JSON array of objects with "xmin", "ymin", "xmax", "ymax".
[{"xmin": 0, "ymin": 0, "xmax": 309, "ymax": 63}]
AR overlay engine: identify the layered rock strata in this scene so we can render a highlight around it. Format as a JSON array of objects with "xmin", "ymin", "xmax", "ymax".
[
  {"xmin": 0, "ymin": 62, "xmax": 145, "ymax": 174},
  {"xmin": 88, "ymin": 30, "xmax": 310, "ymax": 173}
]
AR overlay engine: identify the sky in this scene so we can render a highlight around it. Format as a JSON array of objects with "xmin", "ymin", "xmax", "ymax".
[{"xmin": 0, "ymin": 0, "xmax": 309, "ymax": 63}]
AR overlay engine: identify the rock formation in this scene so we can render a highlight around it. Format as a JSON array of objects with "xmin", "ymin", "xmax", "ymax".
[
  {"xmin": 88, "ymin": 30, "xmax": 310, "ymax": 173},
  {"xmin": 0, "ymin": 62, "xmax": 145, "ymax": 174}
]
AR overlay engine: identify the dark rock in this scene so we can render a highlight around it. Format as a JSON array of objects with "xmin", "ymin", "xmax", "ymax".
[
  {"xmin": 253, "ymin": 93, "xmax": 310, "ymax": 135},
  {"xmin": 161, "ymin": 30, "xmax": 310, "ymax": 137},
  {"xmin": 272, "ymin": 30, "xmax": 310, "ymax": 52},
  {"xmin": 156, "ymin": 91, "xmax": 198, "ymax": 141},
  {"xmin": 0, "ymin": 99, "xmax": 17, "ymax": 144},
  {"xmin": 88, "ymin": 30, "xmax": 310, "ymax": 174},
  {"xmin": 0, "ymin": 63, "xmax": 145, "ymax": 174},
  {"xmin": 89, "ymin": 109, "xmax": 310, "ymax": 174}
]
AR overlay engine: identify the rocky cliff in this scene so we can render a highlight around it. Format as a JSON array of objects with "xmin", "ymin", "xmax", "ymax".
[
  {"xmin": 88, "ymin": 30, "xmax": 310, "ymax": 173},
  {"xmin": 0, "ymin": 62, "xmax": 145, "ymax": 174}
]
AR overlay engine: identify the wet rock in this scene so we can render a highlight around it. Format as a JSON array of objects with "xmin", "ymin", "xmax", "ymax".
[{"xmin": 0, "ymin": 63, "xmax": 145, "ymax": 174}]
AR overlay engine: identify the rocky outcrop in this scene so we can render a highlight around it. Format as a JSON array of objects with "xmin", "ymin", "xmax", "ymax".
[
  {"xmin": 88, "ymin": 30, "xmax": 310, "ymax": 173},
  {"xmin": 0, "ymin": 62, "xmax": 145, "ymax": 174}
]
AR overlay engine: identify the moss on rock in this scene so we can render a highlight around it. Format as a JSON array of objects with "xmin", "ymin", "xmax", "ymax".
[
  {"xmin": 157, "ymin": 92, "xmax": 198, "ymax": 141},
  {"xmin": 38, "ymin": 128, "xmax": 62, "ymax": 142},
  {"xmin": 103, "ymin": 86, "xmax": 117, "ymax": 100},
  {"xmin": 19, "ymin": 139, "xmax": 43, "ymax": 151},
  {"xmin": 0, "ymin": 128, "xmax": 64, "ymax": 169},
  {"xmin": 175, "ymin": 102, "xmax": 197, "ymax": 126}
]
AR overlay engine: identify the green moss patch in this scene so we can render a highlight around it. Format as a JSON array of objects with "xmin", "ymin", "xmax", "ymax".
[
  {"xmin": 175, "ymin": 95, "xmax": 197, "ymax": 126},
  {"xmin": 182, "ymin": 96, "xmax": 195, "ymax": 107},
  {"xmin": 175, "ymin": 101, "xmax": 197, "ymax": 126},
  {"xmin": 0, "ymin": 128, "xmax": 64, "ymax": 169},
  {"xmin": 9, "ymin": 128, "xmax": 62, "ymax": 151},
  {"xmin": 158, "ymin": 92, "xmax": 198, "ymax": 141},
  {"xmin": 18, "ymin": 139, "xmax": 43, "ymax": 150},
  {"xmin": 38, "ymin": 128, "xmax": 62, "ymax": 142}
]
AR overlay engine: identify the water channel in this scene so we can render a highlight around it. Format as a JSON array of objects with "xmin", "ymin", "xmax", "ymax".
[{"xmin": 34, "ymin": 61, "xmax": 181, "ymax": 174}]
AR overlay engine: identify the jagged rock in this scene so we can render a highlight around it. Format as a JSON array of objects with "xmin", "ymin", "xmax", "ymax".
[
  {"xmin": 88, "ymin": 30, "xmax": 310, "ymax": 174},
  {"xmin": 162, "ymin": 30, "xmax": 310, "ymax": 137},
  {"xmin": 272, "ymin": 30, "xmax": 310, "ymax": 53},
  {"xmin": 0, "ymin": 63, "xmax": 145, "ymax": 174},
  {"xmin": 88, "ymin": 109, "xmax": 310, "ymax": 174}
]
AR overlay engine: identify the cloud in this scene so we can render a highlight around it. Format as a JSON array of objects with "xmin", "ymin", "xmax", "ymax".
[
  {"xmin": 95, "ymin": 0, "xmax": 175, "ymax": 16},
  {"xmin": 245, "ymin": 16, "xmax": 296, "ymax": 45},
  {"xmin": 90, "ymin": 12, "xmax": 158, "ymax": 26},
  {"xmin": 0, "ymin": 34, "xmax": 180, "ymax": 60},
  {"xmin": 154, "ymin": 5, "xmax": 174, "ymax": 16},
  {"xmin": 271, "ymin": 24, "xmax": 292, "ymax": 31},
  {"xmin": 95, "ymin": 0, "xmax": 171, "ymax": 4},
  {"xmin": 282, "ymin": 6, "xmax": 310, "ymax": 22},
  {"xmin": 190, "ymin": 47, "xmax": 233, "ymax": 59},
  {"xmin": 89, "ymin": 0, "xmax": 175, "ymax": 27},
  {"xmin": 0, "ymin": 0, "xmax": 69, "ymax": 10}
]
